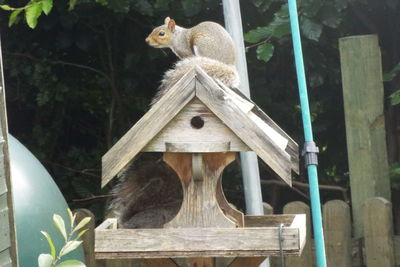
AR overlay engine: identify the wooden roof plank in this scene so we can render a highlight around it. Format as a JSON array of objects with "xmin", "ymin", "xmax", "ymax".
[
  {"xmin": 195, "ymin": 67, "xmax": 292, "ymax": 185},
  {"xmin": 101, "ymin": 68, "xmax": 197, "ymax": 187}
]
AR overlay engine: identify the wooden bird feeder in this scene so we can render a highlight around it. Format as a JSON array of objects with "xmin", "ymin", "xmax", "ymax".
[{"xmin": 95, "ymin": 67, "xmax": 306, "ymax": 266}]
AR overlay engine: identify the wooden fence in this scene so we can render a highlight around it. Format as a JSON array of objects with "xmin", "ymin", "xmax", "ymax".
[{"xmin": 77, "ymin": 196, "xmax": 400, "ymax": 267}]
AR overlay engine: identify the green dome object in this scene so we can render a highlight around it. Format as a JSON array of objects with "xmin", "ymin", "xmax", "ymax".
[{"xmin": 9, "ymin": 135, "xmax": 85, "ymax": 267}]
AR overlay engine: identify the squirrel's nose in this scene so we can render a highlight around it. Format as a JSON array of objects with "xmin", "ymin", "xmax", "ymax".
[{"xmin": 145, "ymin": 37, "xmax": 150, "ymax": 43}]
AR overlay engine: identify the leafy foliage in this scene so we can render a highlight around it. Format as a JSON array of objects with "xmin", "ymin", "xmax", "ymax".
[{"xmin": 38, "ymin": 209, "xmax": 90, "ymax": 267}]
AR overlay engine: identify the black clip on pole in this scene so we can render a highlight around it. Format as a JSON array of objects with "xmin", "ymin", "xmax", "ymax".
[{"xmin": 302, "ymin": 141, "xmax": 319, "ymax": 167}]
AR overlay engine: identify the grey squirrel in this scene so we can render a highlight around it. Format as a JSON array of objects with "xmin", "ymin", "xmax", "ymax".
[
  {"xmin": 108, "ymin": 19, "xmax": 239, "ymax": 228},
  {"xmin": 145, "ymin": 17, "xmax": 236, "ymax": 65},
  {"xmin": 146, "ymin": 17, "xmax": 239, "ymax": 105}
]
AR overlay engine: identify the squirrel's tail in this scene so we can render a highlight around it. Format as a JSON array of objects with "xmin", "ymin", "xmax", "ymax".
[
  {"xmin": 107, "ymin": 159, "xmax": 183, "ymax": 228},
  {"xmin": 151, "ymin": 56, "xmax": 240, "ymax": 105}
]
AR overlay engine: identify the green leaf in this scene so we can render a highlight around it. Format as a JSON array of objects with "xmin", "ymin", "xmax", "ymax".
[
  {"xmin": 300, "ymin": 17, "xmax": 323, "ymax": 41},
  {"xmin": 53, "ymin": 214, "xmax": 67, "ymax": 241},
  {"xmin": 69, "ymin": 0, "xmax": 77, "ymax": 10},
  {"xmin": 38, "ymin": 254, "xmax": 53, "ymax": 267},
  {"xmin": 181, "ymin": 0, "xmax": 202, "ymax": 17},
  {"xmin": 55, "ymin": 260, "xmax": 86, "ymax": 267},
  {"xmin": 59, "ymin": 241, "xmax": 83, "ymax": 257},
  {"xmin": 271, "ymin": 17, "xmax": 291, "ymax": 38},
  {"xmin": 67, "ymin": 208, "xmax": 75, "ymax": 227},
  {"xmin": 300, "ymin": 0, "xmax": 323, "ymax": 17},
  {"xmin": 244, "ymin": 26, "xmax": 272, "ymax": 43},
  {"xmin": 383, "ymin": 62, "xmax": 400, "ymax": 82},
  {"xmin": 0, "ymin": 4, "xmax": 13, "ymax": 10},
  {"xmin": 256, "ymin": 43, "xmax": 275, "ymax": 62},
  {"xmin": 96, "ymin": 0, "xmax": 108, "ymax": 6},
  {"xmin": 319, "ymin": 4, "xmax": 342, "ymax": 28},
  {"xmin": 249, "ymin": 0, "xmax": 265, "ymax": 7},
  {"xmin": 25, "ymin": 2, "xmax": 43, "ymax": 29},
  {"xmin": 154, "ymin": 0, "xmax": 171, "ymax": 9},
  {"xmin": 40, "ymin": 231, "xmax": 56, "ymax": 260},
  {"xmin": 76, "ymin": 229, "xmax": 88, "ymax": 239},
  {"xmin": 41, "ymin": 0, "xmax": 52, "ymax": 15},
  {"xmin": 72, "ymin": 217, "xmax": 91, "ymax": 234},
  {"xmin": 9, "ymin": 9, "xmax": 22, "ymax": 27},
  {"xmin": 390, "ymin": 90, "xmax": 400, "ymax": 106}
]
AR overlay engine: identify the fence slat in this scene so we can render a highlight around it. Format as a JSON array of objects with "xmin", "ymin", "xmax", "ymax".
[
  {"xmin": 75, "ymin": 208, "xmax": 96, "ymax": 267},
  {"xmin": 364, "ymin": 197, "xmax": 395, "ymax": 267},
  {"xmin": 323, "ymin": 200, "xmax": 352, "ymax": 267},
  {"xmin": 283, "ymin": 201, "xmax": 312, "ymax": 267}
]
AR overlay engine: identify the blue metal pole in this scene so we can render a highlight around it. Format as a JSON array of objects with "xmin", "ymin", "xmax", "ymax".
[{"xmin": 287, "ymin": 0, "xmax": 327, "ymax": 266}]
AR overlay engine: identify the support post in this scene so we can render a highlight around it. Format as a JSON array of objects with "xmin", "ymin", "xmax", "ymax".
[
  {"xmin": 0, "ymin": 38, "xmax": 18, "ymax": 267},
  {"xmin": 222, "ymin": 2, "xmax": 268, "ymax": 266},
  {"xmin": 339, "ymin": 35, "xmax": 391, "ymax": 238}
]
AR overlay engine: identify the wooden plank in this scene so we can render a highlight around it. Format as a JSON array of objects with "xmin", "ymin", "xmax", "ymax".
[
  {"xmin": 0, "ymin": 40, "xmax": 17, "ymax": 267},
  {"xmin": 364, "ymin": 197, "xmax": 395, "ymax": 267},
  {"xmin": 323, "ymin": 200, "xmax": 352, "ymax": 267},
  {"xmin": 216, "ymin": 81, "xmax": 299, "ymax": 174},
  {"xmin": 244, "ymin": 215, "xmax": 295, "ymax": 227},
  {"xmin": 0, "ymin": 195, "xmax": 11, "ymax": 252},
  {"xmin": 102, "ymin": 68, "xmax": 197, "ymax": 187},
  {"xmin": 75, "ymin": 209, "xmax": 96, "ymax": 267},
  {"xmin": 95, "ymin": 227, "xmax": 302, "ymax": 259},
  {"xmin": 143, "ymin": 99, "xmax": 250, "ymax": 152},
  {"xmin": 141, "ymin": 258, "xmax": 178, "ymax": 267},
  {"xmin": 195, "ymin": 68, "xmax": 292, "ymax": 185},
  {"xmin": 228, "ymin": 257, "xmax": 265, "ymax": 267},
  {"xmin": 339, "ymin": 34, "xmax": 391, "ymax": 237},
  {"xmin": 283, "ymin": 201, "xmax": 312, "ymax": 267},
  {"xmin": 189, "ymin": 258, "xmax": 214, "ymax": 267},
  {"xmin": 394, "ymin": 235, "xmax": 400, "ymax": 266}
]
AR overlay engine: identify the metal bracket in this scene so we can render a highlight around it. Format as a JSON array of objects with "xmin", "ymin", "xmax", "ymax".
[{"xmin": 302, "ymin": 141, "xmax": 319, "ymax": 167}]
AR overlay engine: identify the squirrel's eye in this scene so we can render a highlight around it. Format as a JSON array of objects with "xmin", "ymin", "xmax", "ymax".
[{"xmin": 159, "ymin": 31, "xmax": 165, "ymax": 36}]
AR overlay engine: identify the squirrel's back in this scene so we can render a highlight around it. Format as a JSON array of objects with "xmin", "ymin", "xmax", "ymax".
[{"xmin": 151, "ymin": 56, "xmax": 239, "ymax": 105}]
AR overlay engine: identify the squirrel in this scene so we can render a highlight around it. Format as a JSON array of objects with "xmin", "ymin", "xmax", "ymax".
[
  {"xmin": 145, "ymin": 17, "xmax": 236, "ymax": 66},
  {"xmin": 108, "ymin": 18, "xmax": 240, "ymax": 228}
]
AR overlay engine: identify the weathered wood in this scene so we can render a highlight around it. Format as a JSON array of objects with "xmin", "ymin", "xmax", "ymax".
[
  {"xmin": 395, "ymin": 235, "xmax": 400, "ymax": 266},
  {"xmin": 102, "ymin": 68, "xmax": 196, "ymax": 187},
  {"xmin": 364, "ymin": 197, "xmax": 395, "ymax": 267},
  {"xmin": 323, "ymin": 200, "xmax": 352, "ymax": 267},
  {"xmin": 144, "ymin": 99, "xmax": 250, "ymax": 152},
  {"xmin": 141, "ymin": 258, "xmax": 179, "ymax": 267},
  {"xmin": 283, "ymin": 202, "xmax": 312, "ymax": 267},
  {"xmin": 164, "ymin": 152, "xmax": 237, "ymax": 228},
  {"xmin": 0, "ymin": 38, "xmax": 17, "ymax": 267},
  {"xmin": 228, "ymin": 257, "xmax": 266, "ymax": 267},
  {"xmin": 75, "ymin": 209, "xmax": 96, "ymax": 267},
  {"xmin": 195, "ymin": 70, "xmax": 293, "ymax": 185},
  {"xmin": 95, "ymin": 226, "xmax": 303, "ymax": 259},
  {"xmin": 244, "ymin": 215, "xmax": 295, "ymax": 227},
  {"xmin": 339, "ymin": 34, "xmax": 391, "ymax": 237},
  {"xmin": 216, "ymin": 175, "xmax": 244, "ymax": 227},
  {"xmin": 216, "ymin": 80, "xmax": 299, "ymax": 174},
  {"xmin": 189, "ymin": 258, "xmax": 215, "ymax": 267},
  {"xmin": 263, "ymin": 202, "xmax": 273, "ymax": 215}
]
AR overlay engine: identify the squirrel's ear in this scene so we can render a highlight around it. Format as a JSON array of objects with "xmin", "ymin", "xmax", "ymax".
[
  {"xmin": 164, "ymin": 17, "xmax": 171, "ymax": 25},
  {"xmin": 168, "ymin": 19, "xmax": 176, "ymax": 32}
]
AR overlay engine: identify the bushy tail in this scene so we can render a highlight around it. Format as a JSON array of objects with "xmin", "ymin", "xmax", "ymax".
[
  {"xmin": 151, "ymin": 56, "xmax": 240, "ymax": 105},
  {"xmin": 108, "ymin": 160, "xmax": 182, "ymax": 228}
]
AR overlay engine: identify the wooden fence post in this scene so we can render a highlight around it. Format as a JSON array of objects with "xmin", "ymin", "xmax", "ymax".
[
  {"xmin": 75, "ymin": 209, "xmax": 96, "ymax": 267},
  {"xmin": 363, "ymin": 197, "xmax": 395, "ymax": 267},
  {"xmin": 283, "ymin": 201, "xmax": 312, "ymax": 267},
  {"xmin": 339, "ymin": 34, "xmax": 391, "ymax": 238},
  {"xmin": 323, "ymin": 200, "xmax": 352, "ymax": 267}
]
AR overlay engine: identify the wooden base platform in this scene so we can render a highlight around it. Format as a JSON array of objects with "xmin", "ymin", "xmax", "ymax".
[{"xmin": 95, "ymin": 214, "xmax": 306, "ymax": 260}]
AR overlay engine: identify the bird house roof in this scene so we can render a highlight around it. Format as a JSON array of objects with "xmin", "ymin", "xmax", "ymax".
[{"xmin": 102, "ymin": 67, "xmax": 299, "ymax": 187}]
